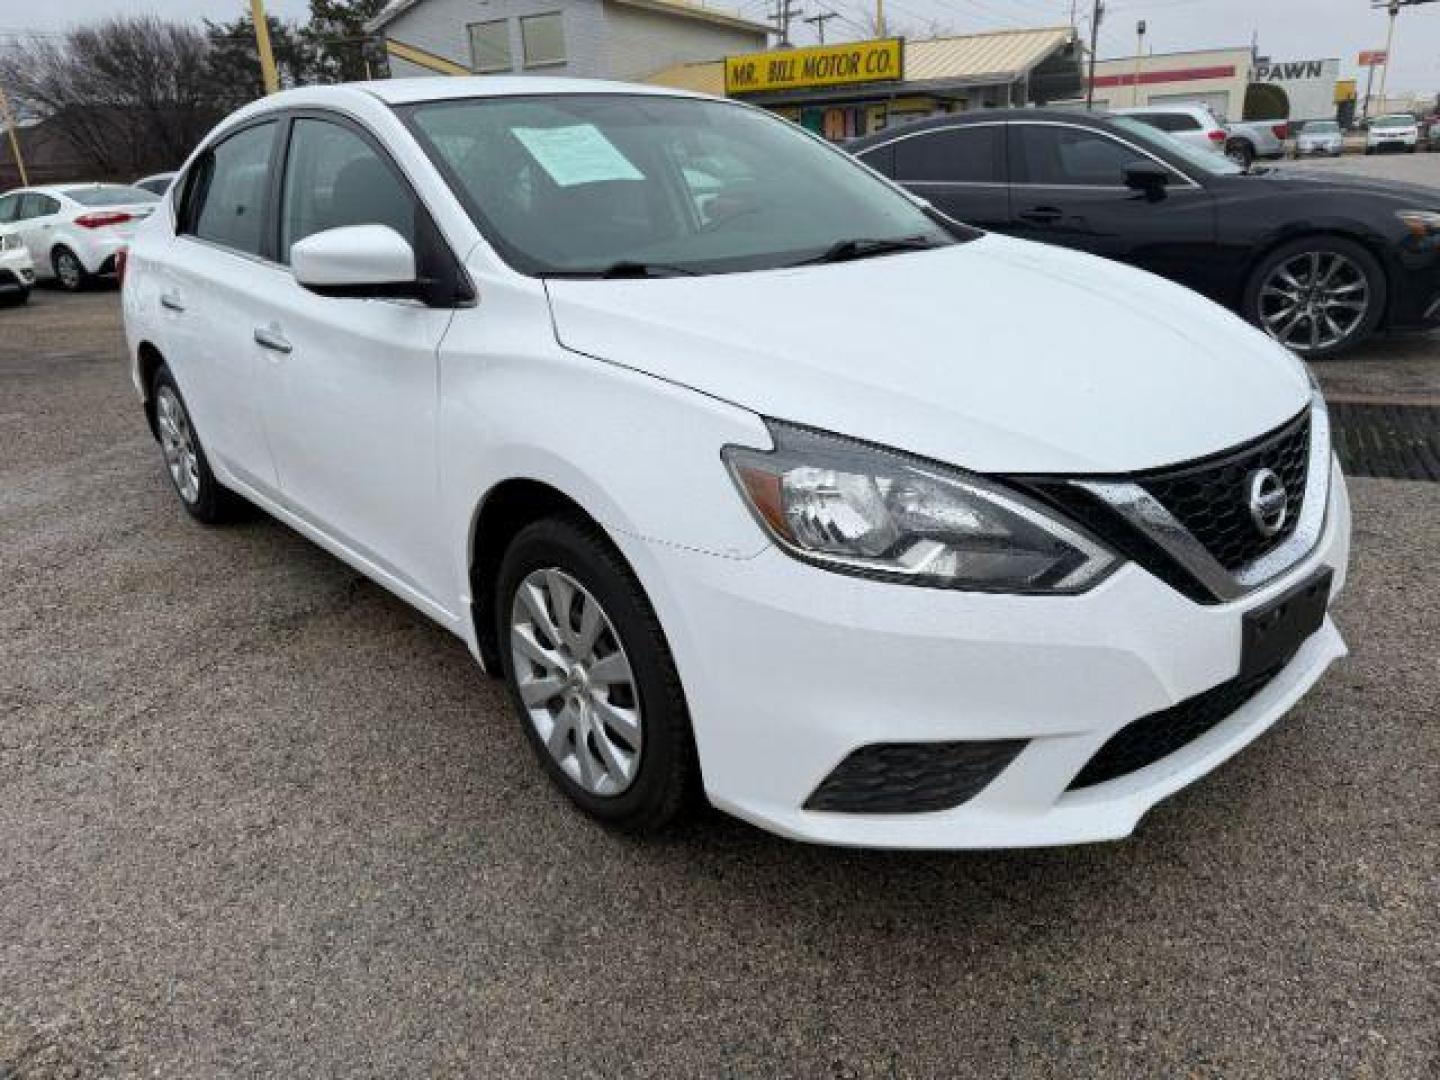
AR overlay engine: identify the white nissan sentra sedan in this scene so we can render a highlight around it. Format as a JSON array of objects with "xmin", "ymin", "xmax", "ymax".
[{"xmin": 122, "ymin": 79, "xmax": 1350, "ymax": 849}]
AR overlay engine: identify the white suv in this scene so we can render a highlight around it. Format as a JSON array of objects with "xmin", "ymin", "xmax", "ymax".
[
  {"xmin": 1113, "ymin": 104, "xmax": 1228, "ymax": 154},
  {"xmin": 122, "ymin": 80, "xmax": 1351, "ymax": 849},
  {"xmin": 1366, "ymin": 114, "xmax": 1419, "ymax": 154}
]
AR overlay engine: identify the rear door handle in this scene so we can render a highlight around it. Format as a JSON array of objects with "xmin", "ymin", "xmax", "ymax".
[
  {"xmin": 253, "ymin": 326, "xmax": 292, "ymax": 354},
  {"xmin": 1018, "ymin": 206, "xmax": 1064, "ymax": 225},
  {"xmin": 160, "ymin": 292, "xmax": 185, "ymax": 313}
]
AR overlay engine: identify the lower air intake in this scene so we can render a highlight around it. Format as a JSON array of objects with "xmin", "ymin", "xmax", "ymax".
[{"xmin": 804, "ymin": 740, "xmax": 1027, "ymax": 814}]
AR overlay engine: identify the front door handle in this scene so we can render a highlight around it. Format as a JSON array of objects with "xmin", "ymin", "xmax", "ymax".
[
  {"xmin": 160, "ymin": 292, "xmax": 185, "ymax": 313},
  {"xmin": 253, "ymin": 326, "xmax": 292, "ymax": 354},
  {"xmin": 1018, "ymin": 206, "xmax": 1064, "ymax": 225}
]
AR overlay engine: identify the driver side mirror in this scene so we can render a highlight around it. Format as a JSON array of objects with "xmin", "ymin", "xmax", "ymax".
[
  {"xmin": 1123, "ymin": 161, "xmax": 1172, "ymax": 198},
  {"xmin": 291, "ymin": 224, "xmax": 420, "ymax": 300}
]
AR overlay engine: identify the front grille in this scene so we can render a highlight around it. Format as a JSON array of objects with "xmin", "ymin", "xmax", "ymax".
[
  {"xmin": 1068, "ymin": 665, "xmax": 1282, "ymax": 790},
  {"xmin": 804, "ymin": 740, "xmax": 1027, "ymax": 814},
  {"xmin": 1138, "ymin": 411, "xmax": 1311, "ymax": 571}
]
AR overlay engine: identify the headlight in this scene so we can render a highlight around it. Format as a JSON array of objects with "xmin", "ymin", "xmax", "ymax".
[
  {"xmin": 722, "ymin": 422, "xmax": 1119, "ymax": 594},
  {"xmin": 1398, "ymin": 210, "xmax": 1440, "ymax": 238}
]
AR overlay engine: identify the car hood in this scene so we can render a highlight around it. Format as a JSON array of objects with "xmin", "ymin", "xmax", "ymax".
[
  {"xmin": 544, "ymin": 234, "xmax": 1311, "ymax": 475},
  {"xmin": 1229, "ymin": 168, "xmax": 1439, "ymax": 202}
]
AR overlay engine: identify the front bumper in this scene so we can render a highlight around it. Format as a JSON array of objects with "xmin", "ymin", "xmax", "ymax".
[
  {"xmin": 622, "ymin": 461, "xmax": 1351, "ymax": 849},
  {"xmin": 1370, "ymin": 134, "xmax": 1418, "ymax": 151}
]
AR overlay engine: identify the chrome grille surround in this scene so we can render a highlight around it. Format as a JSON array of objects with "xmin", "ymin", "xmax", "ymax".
[{"xmin": 1072, "ymin": 393, "xmax": 1332, "ymax": 603}]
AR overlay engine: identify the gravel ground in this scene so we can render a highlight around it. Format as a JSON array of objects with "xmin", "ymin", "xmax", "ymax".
[{"xmin": 2, "ymin": 287, "xmax": 1437, "ymax": 1078}]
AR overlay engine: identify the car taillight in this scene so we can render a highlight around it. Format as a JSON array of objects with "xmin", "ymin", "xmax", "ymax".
[
  {"xmin": 74, "ymin": 211, "xmax": 133, "ymax": 229},
  {"xmin": 1272, "ymin": 123, "xmax": 1289, "ymax": 140},
  {"xmin": 115, "ymin": 248, "xmax": 128, "ymax": 288},
  {"xmin": 1208, "ymin": 129, "xmax": 1226, "ymax": 143}
]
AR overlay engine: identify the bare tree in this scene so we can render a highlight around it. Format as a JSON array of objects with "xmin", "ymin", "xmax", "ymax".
[{"xmin": 0, "ymin": 17, "xmax": 220, "ymax": 178}]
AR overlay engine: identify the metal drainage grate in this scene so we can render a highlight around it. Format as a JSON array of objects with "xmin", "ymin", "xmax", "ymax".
[{"xmin": 1329, "ymin": 402, "xmax": 1440, "ymax": 482}]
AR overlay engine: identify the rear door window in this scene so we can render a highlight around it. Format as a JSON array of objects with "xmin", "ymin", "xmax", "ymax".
[
  {"xmin": 18, "ymin": 194, "xmax": 60, "ymax": 219},
  {"xmin": 0, "ymin": 193, "xmax": 19, "ymax": 223},
  {"xmin": 892, "ymin": 125, "xmax": 1004, "ymax": 184},
  {"xmin": 185, "ymin": 121, "xmax": 279, "ymax": 257}
]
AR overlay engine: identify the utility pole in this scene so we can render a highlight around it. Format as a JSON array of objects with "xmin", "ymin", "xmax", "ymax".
[
  {"xmin": 803, "ymin": 10, "xmax": 839, "ymax": 44},
  {"xmin": 250, "ymin": 0, "xmax": 280, "ymax": 95},
  {"xmin": 767, "ymin": 0, "xmax": 803, "ymax": 46},
  {"xmin": 0, "ymin": 83, "xmax": 27, "ymax": 187},
  {"xmin": 876, "ymin": 0, "xmax": 886, "ymax": 38},
  {"xmin": 1372, "ymin": 0, "xmax": 1440, "ymax": 115},
  {"xmin": 1085, "ymin": 0, "xmax": 1104, "ymax": 109},
  {"xmin": 1132, "ymin": 20, "xmax": 1146, "ymax": 107}
]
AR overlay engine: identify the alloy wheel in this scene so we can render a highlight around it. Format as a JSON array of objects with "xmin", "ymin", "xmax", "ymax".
[
  {"xmin": 155, "ymin": 386, "xmax": 201, "ymax": 504},
  {"xmin": 1257, "ymin": 250, "xmax": 1370, "ymax": 354},
  {"xmin": 55, "ymin": 251, "xmax": 82, "ymax": 290},
  {"xmin": 509, "ymin": 568, "xmax": 643, "ymax": 797}
]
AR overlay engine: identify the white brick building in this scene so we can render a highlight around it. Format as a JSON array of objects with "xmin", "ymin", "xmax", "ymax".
[{"xmin": 367, "ymin": 0, "xmax": 769, "ymax": 82}]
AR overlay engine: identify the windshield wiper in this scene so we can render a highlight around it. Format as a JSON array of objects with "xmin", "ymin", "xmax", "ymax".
[
  {"xmin": 792, "ymin": 235, "xmax": 940, "ymax": 267},
  {"xmin": 542, "ymin": 261, "xmax": 702, "ymax": 279}
]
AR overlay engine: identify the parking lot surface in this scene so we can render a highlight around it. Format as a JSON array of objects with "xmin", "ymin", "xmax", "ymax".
[{"xmin": 3, "ymin": 273, "xmax": 1438, "ymax": 1076}]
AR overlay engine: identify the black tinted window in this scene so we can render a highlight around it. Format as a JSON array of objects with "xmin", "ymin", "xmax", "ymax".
[
  {"xmin": 1014, "ymin": 125, "xmax": 1138, "ymax": 186},
  {"xmin": 279, "ymin": 118, "xmax": 417, "ymax": 261},
  {"xmin": 892, "ymin": 126, "xmax": 1002, "ymax": 184},
  {"xmin": 0, "ymin": 193, "xmax": 18, "ymax": 223},
  {"xmin": 189, "ymin": 122, "xmax": 277, "ymax": 256},
  {"xmin": 1133, "ymin": 113, "xmax": 1200, "ymax": 133}
]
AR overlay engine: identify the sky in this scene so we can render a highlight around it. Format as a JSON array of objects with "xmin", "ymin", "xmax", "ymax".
[{"xmin": 2, "ymin": 0, "xmax": 1437, "ymax": 94}]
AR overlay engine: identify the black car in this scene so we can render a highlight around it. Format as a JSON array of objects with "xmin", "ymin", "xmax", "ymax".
[{"xmin": 849, "ymin": 109, "xmax": 1440, "ymax": 359}]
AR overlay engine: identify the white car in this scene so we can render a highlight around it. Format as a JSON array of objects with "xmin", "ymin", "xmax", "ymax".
[
  {"xmin": 0, "ymin": 184, "xmax": 159, "ymax": 291},
  {"xmin": 0, "ymin": 231, "xmax": 35, "ymax": 305},
  {"xmin": 1113, "ymin": 104, "xmax": 1228, "ymax": 155},
  {"xmin": 1296, "ymin": 120, "xmax": 1344, "ymax": 157},
  {"xmin": 1366, "ymin": 114, "xmax": 1419, "ymax": 154},
  {"xmin": 121, "ymin": 79, "xmax": 1351, "ymax": 849}
]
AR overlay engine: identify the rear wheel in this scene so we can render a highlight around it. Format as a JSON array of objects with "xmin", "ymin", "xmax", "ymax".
[
  {"xmin": 0, "ymin": 287, "xmax": 27, "ymax": 307},
  {"xmin": 151, "ymin": 365, "xmax": 246, "ymax": 524},
  {"xmin": 497, "ymin": 515, "xmax": 697, "ymax": 833},
  {"xmin": 1244, "ymin": 237, "xmax": 1386, "ymax": 360},
  {"xmin": 52, "ymin": 247, "xmax": 88, "ymax": 292}
]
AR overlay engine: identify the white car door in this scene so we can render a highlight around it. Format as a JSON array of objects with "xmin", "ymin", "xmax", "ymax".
[
  {"xmin": 16, "ymin": 193, "xmax": 62, "ymax": 277},
  {"xmin": 256, "ymin": 113, "xmax": 456, "ymax": 611},
  {"xmin": 164, "ymin": 119, "xmax": 285, "ymax": 493}
]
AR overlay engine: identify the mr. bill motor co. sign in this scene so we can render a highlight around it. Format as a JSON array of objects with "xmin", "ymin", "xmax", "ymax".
[{"xmin": 725, "ymin": 39, "xmax": 904, "ymax": 95}]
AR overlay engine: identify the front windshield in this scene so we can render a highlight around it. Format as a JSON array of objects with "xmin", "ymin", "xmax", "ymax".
[
  {"xmin": 1305, "ymin": 121, "xmax": 1340, "ymax": 133},
  {"xmin": 1109, "ymin": 116, "xmax": 1245, "ymax": 176},
  {"xmin": 1374, "ymin": 114, "xmax": 1414, "ymax": 126},
  {"xmin": 404, "ymin": 94, "xmax": 959, "ymax": 276}
]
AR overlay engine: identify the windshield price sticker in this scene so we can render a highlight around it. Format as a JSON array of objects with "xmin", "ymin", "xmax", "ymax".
[{"xmin": 512, "ymin": 124, "xmax": 644, "ymax": 188}]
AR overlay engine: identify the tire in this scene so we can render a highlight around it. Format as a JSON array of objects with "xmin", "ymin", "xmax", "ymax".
[
  {"xmin": 0, "ymin": 287, "xmax": 27, "ymax": 307},
  {"xmin": 1244, "ymin": 236, "xmax": 1386, "ymax": 361},
  {"xmin": 1226, "ymin": 139, "xmax": 1255, "ymax": 169},
  {"xmin": 496, "ymin": 514, "xmax": 697, "ymax": 834},
  {"xmin": 150, "ymin": 365, "xmax": 246, "ymax": 524},
  {"xmin": 51, "ymin": 247, "xmax": 89, "ymax": 292}
]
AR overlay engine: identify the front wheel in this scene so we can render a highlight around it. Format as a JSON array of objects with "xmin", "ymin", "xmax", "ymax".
[
  {"xmin": 497, "ymin": 515, "xmax": 697, "ymax": 833},
  {"xmin": 52, "ymin": 247, "xmax": 88, "ymax": 292},
  {"xmin": 1244, "ymin": 238, "xmax": 1386, "ymax": 360}
]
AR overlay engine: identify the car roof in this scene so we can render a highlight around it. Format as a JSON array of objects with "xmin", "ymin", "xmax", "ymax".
[
  {"xmin": 253, "ymin": 76, "xmax": 709, "ymax": 112},
  {"xmin": 847, "ymin": 108, "xmax": 1116, "ymax": 149}
]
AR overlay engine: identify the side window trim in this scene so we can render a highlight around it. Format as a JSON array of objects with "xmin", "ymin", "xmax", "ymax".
[{"xmin": 1008, "ymin": 120, "xmax": 1198, "ymax": 190}]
